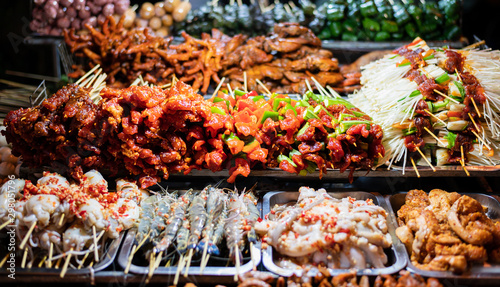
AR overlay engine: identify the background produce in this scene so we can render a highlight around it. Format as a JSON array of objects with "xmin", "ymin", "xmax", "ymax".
[
  {"xmin": 30, "ymin": 0, "xmax": 130, "ymax": 35},
  {"xmin": 311, "ymin": 0, "xmax": 461, "ymax": 41}
]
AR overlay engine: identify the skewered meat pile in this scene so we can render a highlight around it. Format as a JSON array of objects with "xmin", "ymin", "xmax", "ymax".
[
  {"xmin": 349, "ymin": 38, "xmax": 500, "ymax": 171},
  {"xmin": 0, "ymin": 170, "xmax": 143, "ymax": 271},
  {"xmin": 222, "ymin": 23, "xmax": 343, "ymax": 95},
  {"xmin": 64, "ymin": 19, "xmax": 348, "ymax": 94},
  {"xmin": 255, "ymin": 187, "xmax": 392, "ymax": 272},
  {"xmin": 396, "ymin": 189, "xmax": 500, "ymax": 273},
  {"xmin": 3, "ymin": 79, "xmax": 384, "ymax": 187},
  {"xmin": 236, "ymin": 270, "xmax": 443, "ymax": 287}
]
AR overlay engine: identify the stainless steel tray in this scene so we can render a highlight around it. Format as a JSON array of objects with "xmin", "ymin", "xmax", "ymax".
[
  {"xmin": 117, "ymin": 230, "xmax": 261, "ymax": 281},
  {"xmin": 0, "ymin": 231, "xmax": 124, "ymax": 276},
  {"xmin": 261, "ymin": 191, "xmax": 407, "ymax": 277},
  {"xmin": 387, "ymin": 192, "xmax": 500, "ymax": 278}
]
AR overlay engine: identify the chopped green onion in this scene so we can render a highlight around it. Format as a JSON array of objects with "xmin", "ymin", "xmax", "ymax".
[
  {"xmin": 234, "ymin": 89, "xmax": 246, "ymax": 96},
  {"xmin": 303, "ymin": 107, "xmax": 320, "ymax": 121},
  {"xmin": 403, "ymin": 127, "xmax": 417, "ymax": 135},
  {"xmin": 277, "ymin": 154, "xmax": 297, "ymax": 167},
  {"xmin": 260, "ymin": 111, "xmax": 279, "ymax": 124},
  {"xmin": 423, "ymin": 54, "xmax": 435, "ymax": 60},
  {"xmin": 444, "ymin": 132, "xmax": 457, "ymax": 149},
  {"xmin": 336, "ymin": 120, "xmax": 372, "ymax": 134},
  {"xmin": 211, "ymin": 106, "xmax": 226, "ymax": 115},
  {"xmin": 297, "ymin": 122, "xmax": 310, "ymax": 137},
  {"xmin": 251, "ymin": 95, "xmax": 265, "ymax": 102},
  {"xmin": 435, "ymin": 73, "xmax": 451, "ymax": 84}
]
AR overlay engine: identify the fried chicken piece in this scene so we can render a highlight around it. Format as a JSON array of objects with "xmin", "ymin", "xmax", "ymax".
[
  {"xmin": 433, "ymin": 243, "xmax": 487, "ymax": 262},
  {"xmin": 396, "ymin": 225, "xmax": 414, "ymax": 253},
  {"xmin": 428, "ymin": 189, "xmax": 460, "ymax": 223},
  {"xmin": 397, "ymin": 189, "xmax": 430, "ymax": 228},
  {"xmin": 396, "ymin": 271, "xmax": 426, "ymax": 287},
  {"xmin": 412, "ymin": 210, "xmax": 440, "ymax": 262},
  {"xmin": 287, "ymin": 55, "xmax": 339, "ymax": 72},
  {"xmin": 282, "ymin": 46, "xmax": 333, "ymax": 60},
  {"xmin": 330, "ymin": 272, "xmax": 358, "ymax": 287},
  {"xmin": 448, "ymin": 195, "xmax": 494, "ymax": 245},
  {"xmin": 415, "ymin": 255, "xmax": 467, "ymax": 274}
]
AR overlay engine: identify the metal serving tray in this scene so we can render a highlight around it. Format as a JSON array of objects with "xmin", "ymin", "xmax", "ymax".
[
  {"xmin": 0, "ymin": 231, "xmax": 124, "ymax": 277},
  {"xmin": 261, "ymin": 191, "xmax": 407, "ymax": 277},
  {"xmin": 387, "ymin": 192, "xmax": 500, "ymax": 278},
  {"xmin": 117, "ymin": 230, "xmax": 261, "ymax": 283}
]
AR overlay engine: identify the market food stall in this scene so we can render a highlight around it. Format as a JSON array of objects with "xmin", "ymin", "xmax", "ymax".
[{"xmin": 1, "ymin": 1, "xmax": 499, "ymax": 286}]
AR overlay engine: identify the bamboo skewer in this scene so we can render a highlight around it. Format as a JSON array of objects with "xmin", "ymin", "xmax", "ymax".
[
  {"xmin": 416, "ymin": 146, "xmax": 436, "ymax": 171},
  {"xmin": 183, "ymin": 249, "xmax": 194, "ymax": 277},
  {"xmin": 460, "ymin": 145, "xmax": 470, "ymax": 176},
  {"xmin": 212, "ymin": 77, "xmax": 226, "ymax": 98},
  {"xmin": 425, "ymin": 110, "xmax": 446, "ymax": 125},
  {"xmin": 0, "ymin": 220, "xmax": 10, "ymax": 231},
  {"xmin": 58, "ymin": 214, "xmax": 65, "ymax": 226},
  {"xmin": 234, "ymin": 246, "xmax": 240, "ymax": 282},
  {"xmin": 146, "ymin": 252, "xmax": 155, "ymax": 284},
  {"xmin": 255, "ymin": 79, "xmax": 271, "ymax": 96},
  {"xmin": 471, "ymin": 98, "xmax": 482, "ymax": 118},
  {"xmin": 38, "ymin": 256, "xmax": 47, "ymax": 268},
  {"xmin": 311, "ymin": 77, "xmax": 329, "ymax": 97},
  {"xmin": 20, "ymin": 221, "xmax": 37, "ymax": 250},
  {"xmin": 0, "ymin": 254, "xmax": 9, "ymax": 268},
  {"xmin": 21, "ymin": 248, "xmax": 28, "ymax": 268},
  {"xmin": 124, "ymin": 245, "xmax": 137, "ymax": 274},
  {"xmin": 92, "ymin": 226, "xmax": 99, "ymax": 262},
  {"xmin": 200, "ymin": 239, "xmax": 209, "ymax": 273},
  {"xmin": 76, "ymin": 64, "xmax": 100, "ymax": 85},
  {"xmin": 227, "ymin": 83, "xmax": 234, "ymax": 98},
  {"xmin": 55, "ymin": 257, "xmax": 62, "ymax": 269},
  {"xmin": 423, "ymin": 127, "xmax": 444, "ymax": 145},
  {"xmin": 410, "ymin": 157, "xmax": 420, "ymax": 177},
  {"xmin": 468, "ymin": 113, "xmax": 481, "ymax": 132},
  {"xmin": 173, "ymin": 254, "xmax": 185, "ymax": 286},
  {"xmin": 326, "ymin": 85, "xmax": 341, "ymax": 98},
  {"xmin": 433, "ymin": 89, "xmax": 460, "ymax": 104},
  {"xmin": 305, "ymin": 79, "xmax": 313, "ymax": 93},
  {"xmin": 78, "ymin": 252, "xmax": 90, "ymax": 269},
  {"xmin": 60, "ymin": 248, "xmax": 73, "ymax": 278},
  {"xmin": 455, "ymin": 68, "xmax": 463, "ymax": 82},
  {"xmin": 243, "ymin": 71, "xmax": 248, "ymax": 93},
  {"xmin": 471, "ymin": 130, "xmax": 492, "ymax": 150},
  {"xmin": 48, "ymin": 242, "xmax": 54, "ymax": 268}
]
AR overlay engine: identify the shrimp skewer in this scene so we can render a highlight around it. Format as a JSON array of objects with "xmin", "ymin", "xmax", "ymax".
[
  {"xmin": 200, "ymin": 194, "xmax": 228, "ymax": 271},
  {"xmin": 241, "ymin": 187, "xmax": 260, "ymax": 268},
  {"xmin": 156, "ymin": 189, "xmax": 195, "ymax": 252},
  {"xmin": 224, "ymin": 191, "xmax": 246, "ymax": 280}
]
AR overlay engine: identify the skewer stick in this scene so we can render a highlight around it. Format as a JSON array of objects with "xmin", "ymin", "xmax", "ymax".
[
  {"xmin": 468, "ymin": 113, "xmax": 481, "ymax": 132},
  {"xmin": 38, "ymin": 256, "xmax": 47, "ymax": 268},
  {"xmin": 60, "ymin": 248, "xmax": 73, "ymax": 278},
  {"xmin": 155, "ymin": 251, "xmax": 163, "ymax": 270},
  {"xmin": 311, "ymin": 77, "xmax": 329, "ymax": 97},
  {"xmin": 243, "ymin": 71, "xmax": 248, "ymax": 93},
  {"xmin": 58, "ymin": 214, "xmax": 65, "ymax": 226},
  {"xmin": 416, "ymin": 146, "xmax": 436, "ymax": 171},
  {"xmin": 124, "ymin": 245, "xmax": 137, "ymax": 274},
  {"xmin": 21, "ymin": 248, "xmax": 28, "ymax": 268},
  {"xmin": 212, "ymin": 77, "xmax": 226, "ymax": 98},
  {"xmin": 227, "ymin": 83, "xmax": 234, "ymax": 98},
  {"xmin": 55, "ymin": 257, "xmax": 62, "ymax": 269},
  {"xmin": 173, "ymin": 254, "xmax": 185, "ymax": 286},
  {"xmin": 92, "ymin": 226, "xmax": 99, "ymax": 262},
  {"xmin": 326, "ymin": 85, "xmax": 341, "ymax": 98},
  {"xmin": 471, "ymin": 130, "xmax": 492, "ymax": 150},
  {"xmin": 455, "ymin": 68, "xmax": 462, "ymax": 83},
  {"xmin": 0, "ymin": 253, "xmax": 9, "ymax": 268},
  {"xmin": 0, "ymin": 220, "xmax": 11, "ymax": 231},
  {"xmin": 471, "ymin": 98, "xmax": 482, "ymax": 118},
  {"xmin": 146, "ymin": 252, "xmax": 155, "ymax": 284},
  {"xmin": 183, "ymin": 249, "xmax": 193, "ymax": 277},
  {"xmin": 203, "ymin": 254, "xmax": 211, "ymax": 270},
  {"xmin": 250, "ymin": 242, "xmax": 256, "ymax": 270},
  {"xmin": 48, "ymin": 242, "xmax": 54, "ymax": 268},
  {"xmin": 200, "ymin": 240, "xmax": 210, "ymax": 273},
  {"xmin": 305, "ymin": 79, "xmax": 313, "ymax": 93},
  {"xmin": 234, "ymin": 246, "xmax": 240, "ymax": 282},
  {"xmin": 76, "ymin": 64, "xmax": 100, "ymax": 85},
  {"xmin": 433, "ymin": 89, "xmax": 460, "ymax": 104},
  {"xmin": 78, "ymin": 252, "xmax": 90, "ymax": 269},
  {"xmin": 255, "ymin": 79, "xmax": 271, "ymax": 96},
  {"xmin": 423, "ymin": 127, "xmax": 443, "ymax": 144},
  {"xmin": 424, "ymin": 110, "xmax": 446, "ymax": 125},
  {"xmin": 165, "ymin": 259, "xmax": 171, "ymax": 267},
  {"xmin": 460, "ymin": 145, "xmax": 470, "ymax": 176},
  {"xmin": 19, "ymin": 221, "xmax": 36, "ymax": 250},
  {"xmin": 464, "ymin": 40, "xmax": 486, "ymax": 50},
  {"xmin": 237, "ymin": 0, "xmax": 242, "ymax": 7},
  {"xmin": 410, "ymin": 157, "xmax": 420, "ymax": 178}
]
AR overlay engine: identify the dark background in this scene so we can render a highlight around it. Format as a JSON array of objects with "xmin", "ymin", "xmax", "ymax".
[{"xmin": 0, "ymin": 0, "xmax": 499, "ymax": 85}]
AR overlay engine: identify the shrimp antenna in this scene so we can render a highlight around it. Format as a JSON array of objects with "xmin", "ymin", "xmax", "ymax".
[{"xmin": 155, "ymin": 183, "xmax": 168, "ymax": 195}]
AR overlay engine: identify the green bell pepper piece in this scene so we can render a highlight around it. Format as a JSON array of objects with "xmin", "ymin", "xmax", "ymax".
[
  {"xmin": 362, "ymin": 17, "xmax": 381, "ymax": 32},
  {"xmin": 260, "ymin": 111, "xmax": 279, "ymax": 124},
  {"xmin": 360, "ymin": 1, "xmax": 378, "ymax": 18},
  {"xmin": 381, "ymin": 20, "xmax": 399, "ymax": 33},
  {"xmin": 329, "ymin": 21, "xmax": 343, "ymax": 38},
  {"xmin": 375, "ymin": 31, "xmax": 391, "ymax": 42},
  {"xmin": 342, "ymin": 32, "xmax": 358, "ymax": 41}
]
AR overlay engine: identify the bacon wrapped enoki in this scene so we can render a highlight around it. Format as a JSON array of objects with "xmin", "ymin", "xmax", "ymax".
[{"xmin": 349, "ymin": 38, "xmax": 500, "ymax": 170}]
